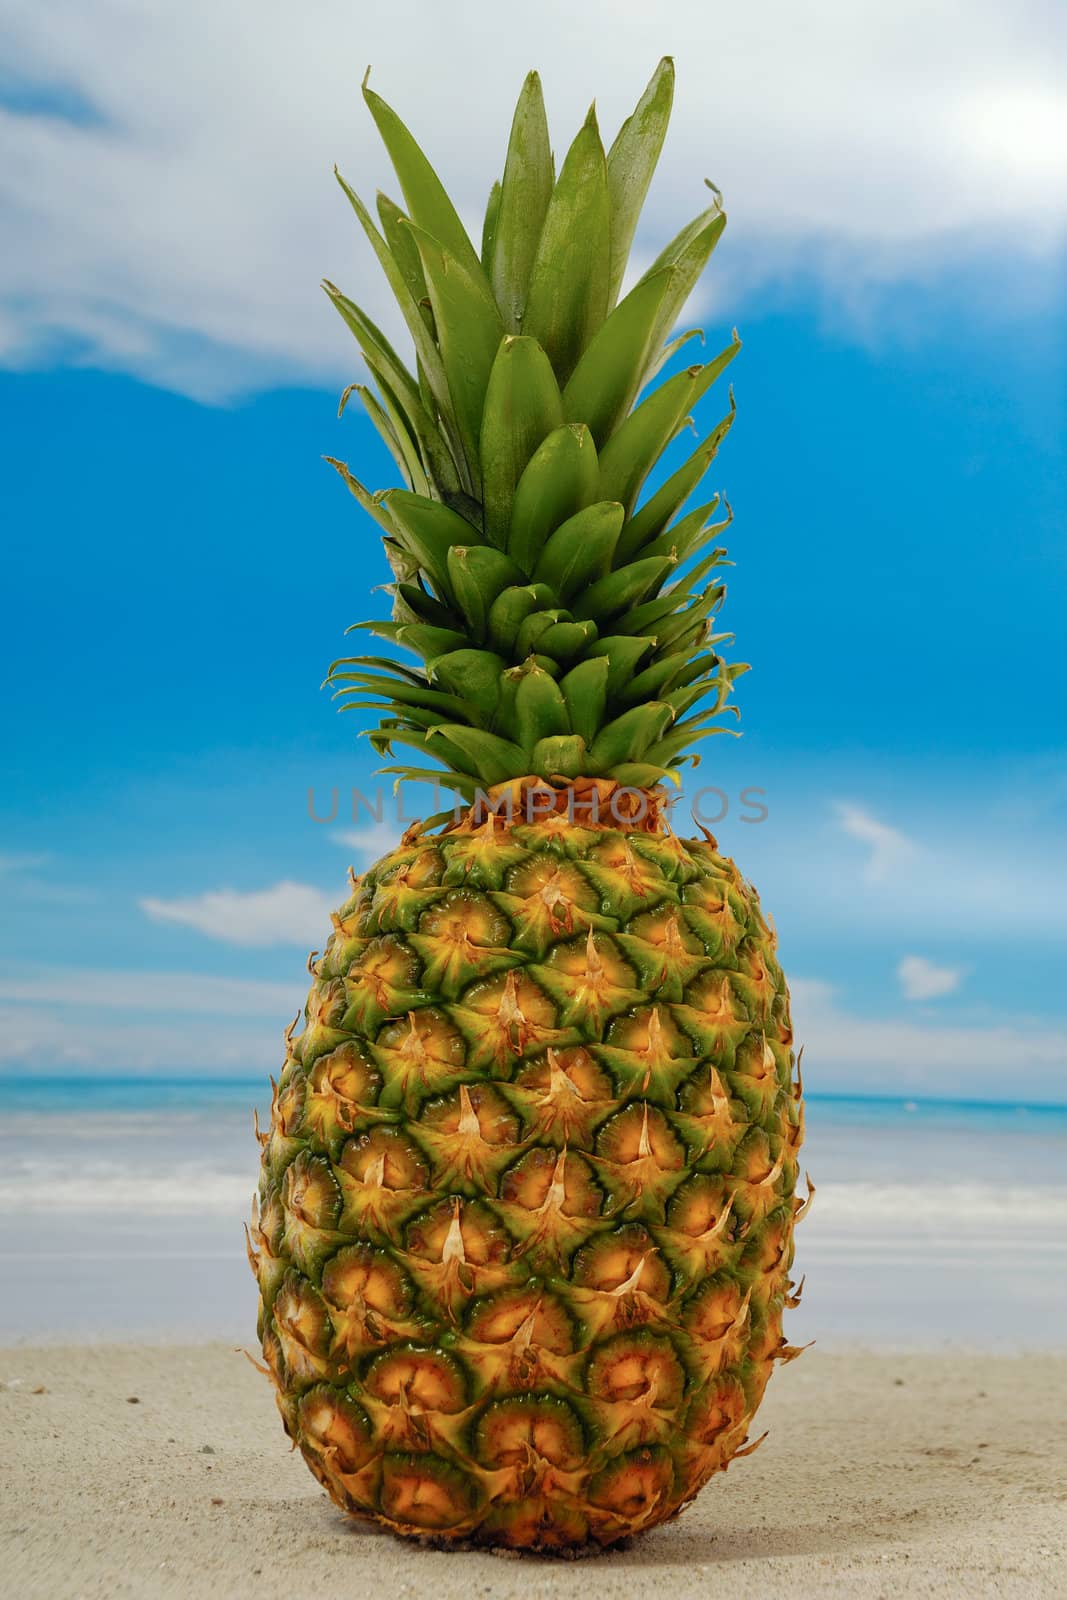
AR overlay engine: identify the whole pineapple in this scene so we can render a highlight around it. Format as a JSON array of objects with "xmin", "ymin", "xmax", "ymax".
[{"xmin": 249, "ymin": 58, "xmax": 808, "ymax": 1552}]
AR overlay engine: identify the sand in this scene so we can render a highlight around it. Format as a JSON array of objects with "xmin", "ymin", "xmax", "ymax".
[{"xmin": 3, "ymin": 1344, "xmax": 1065, "ymax": 1600}]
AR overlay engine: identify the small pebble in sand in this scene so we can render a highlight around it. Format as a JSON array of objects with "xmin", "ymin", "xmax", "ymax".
[
  {"xmin": 32, "ymin": 1386, "xmax": 48, "ymax": 1394},
  {"xmin": 211, "ymin": 1498, "xmax": 224, "ymax": 1506},
  {"xmin": 126, "ymin": 1396, "xmax": 140, "ymax": 1404},
  {"xmin": 199, "ymin": 1445, "xmax": 215, "ymax": 1454}
]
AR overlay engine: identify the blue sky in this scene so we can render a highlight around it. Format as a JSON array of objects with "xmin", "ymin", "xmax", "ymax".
[{"xmin": 2, "ymin": 2, "xmax": 1065, "ymax": 1101}]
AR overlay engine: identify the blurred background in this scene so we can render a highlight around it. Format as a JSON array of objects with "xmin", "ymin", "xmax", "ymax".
[{"xmin": 1, "ymin": 1, "xmax": 1064, "ymax": 1348}]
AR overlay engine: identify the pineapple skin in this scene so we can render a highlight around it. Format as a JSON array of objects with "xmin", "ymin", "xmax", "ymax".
[{"xmin": 250, "ymin": 809, "xmax": 806, "ymax": 1551}]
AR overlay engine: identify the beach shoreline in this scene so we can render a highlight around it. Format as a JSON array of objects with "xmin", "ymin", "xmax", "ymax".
[{"xmin": 4, "ymin": 1343, "xmax": 1065, "ymax": 1599}]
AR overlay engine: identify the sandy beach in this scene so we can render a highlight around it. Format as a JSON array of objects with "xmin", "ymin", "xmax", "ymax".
[{"xmin": 3, "ymin": 1343, "xmax": 1065, "ymax": 1599}]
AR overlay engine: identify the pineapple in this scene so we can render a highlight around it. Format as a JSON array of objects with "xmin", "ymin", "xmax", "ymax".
[{"xmin": 249, "ymin": 58, "xmax": 809, "ymax": 1552}]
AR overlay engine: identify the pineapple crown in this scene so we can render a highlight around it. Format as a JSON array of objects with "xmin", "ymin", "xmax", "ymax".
[{"xmin": 325, "ymin": 58, "xmax": 747, "ymax": 804}]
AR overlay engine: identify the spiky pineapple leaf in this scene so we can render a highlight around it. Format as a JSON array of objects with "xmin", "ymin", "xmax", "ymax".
[
  {"xmin": 429, "ymin": 724, "xmax": 526, "ymax": 784},
  {"xmin": 492, "ymin": 71, "xmax": 554, "ymax": 332},
  {"xmin": 601, "ymin": 340, "xmax": 740, "ymax": 533},
  {"xmin": 523, "ymin": 108, "xmax": 611, "ymax": 384},
  {"xmin": 447, "ymin": 545, "xmax": 526, "ymax": 636},
  {"xmin": 486, "ymin": 583, "xmax": 554, "ymax": 655},
  {"xmin": 531, "ymin": 734, "xmax": 587, "ymax": 778},
  {"xmin": 376, "ymin": 192, "xmax": 430, "ymax": 322},
  {"xmin": 559, "ymin": 656, "xmax": 610, "ymax": 746},
  {"xmin": 480, "ymin": 335, "xmax": 564, "ymax": 549},
  {"xmin": 362, "ymin": 78, "xmax": 484, "ymax": 281},
  {"xmin": 481, "ymin": 178, "xmax": 502, "ymax": 275},
  {"xmin": 573, "ymin": 555, "xmax": 676, "ymax": 622},
  {"xmin": 588, "ymin": 703, "xmax": 675, "ymax": 769},
  {"xmin": 385, "ymin": 491, "xmax": 480, "ymax": 602},
  {"xmin": 432, "ymin": 650, "xmax": 508, "ymax": 718},
  {"xmin": 357, "ymin": 384, "xmax": 420, "ymax": 490},
  {"xmin": 561, "ymin": 267, "xmax": 677, "ymax": 447},
  {"xmin": 406, "ymin": 224, "xmax": 506, "ymax": 490},
  {"xmin": 639, "ymin": 198, "xmax": 727, "ymax": 365},
  {"xmin": 330, "ymin": 174, "xmax": 453, "ymax": 436},
  {"xmin": 514, "ymin": 664, "xmax": 570, "ymax": 749},
  {"xmin": 605, "ymin": 56, "xmax": 675, "ymax": 306},
  {"xmin": 585, "ymin": 635, "xmax": 657, "ymax": 696},
  {"xmin": 622, "ymin": 402, "xmax": 736, "ymax": 550},
  {"xmin": 323, "ymin": 456, "xmax": 391, "ymax": 530},
  {"xmin": 532, "ymin": 501, "xmax": 624, "ymax": 601},
  {"xmin": 507, "ymin": 423, "xmax": 599, "ymax": 573}
]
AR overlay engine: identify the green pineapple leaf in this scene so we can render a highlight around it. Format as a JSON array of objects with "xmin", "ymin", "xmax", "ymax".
[
  {"xmin": 514, "ymin": 664, "xmax": 570, "ymax": 749},
  {"xmin": 523, "ymin": 107, "xmax": 611, "ymax": 384},
  {"xmin": 323, "ymin": 456, "xmax": 392, "ymax": 530},
  {"xmin": 623, "ymin": 402, "xmax": 736, "ymax": 551},
  {"xmin": 405, "ymin": 223, "xmax": 506, "ymax": 489},
  {"xmin": 531, "ymin": 734, "xmax": 587, "ymax": 778},
  {"xmin": 481, "ymin": 177, "xmax": 502, "ymax": 275},
  {"xmin": 486, "ymin": 583, "xmax": 555, "ymax": 654},
  {"xmin": 573, "ymin": 555, "xmax": 676, "ymax": 622},
  {"xmin": 507, "ymin": 423, "xmax": 599, "ymax": 573},
  {"xmin": 480, "ymin": 335, "xmax": 564, "ymax": 549},
  {"xmin": 431, "ymin": 649, "xmax": 508, "ymax": 718},
  {"xmin": 588, "ymin": 703, "xmax": 675, "ymax": 770},
  {"xmin": 362, "ymin": 77, "xmax": 484, "ymax": 281},
  {"xmin": 428, "ymin": 724, "xmax": 527, "ymax": 784},
  {"xmin": 447, "ymin": 545, "xmax": 527, "ymax": 636},
  {"xmin": 601, "ymin": 340, "xmax": 740, "ymax": 527},
  {"xmin": 585, "ymin": 635, "xmax": 657, "ymax": 696},
  {"xmin": 532, "ymin": 501, "xmax": 625, "ymax": 601},
  {"xmin": 385, "ymin": 491, "xmax": 481, "ymax": 602},
  {"xmin": 492, "ymin": 70, "xmax": 554, "ymax": 331},
  {"xmin": 605, "ymin": 56, "xmax": 675, "ymax": 305},
  {"xmin": 561, "ymin": 267, "xmax": 677, "ymax": 447},
  {"xmin": 330, "ymin": 176, "xmax": 453, "ymax": 441},
  {"xmin": 559, "ymin": 656, "xmax": 610, "ymax": 745},
  {"xmin": 376, "ymin": 192, "xmax": 431, "ymax": 325}
]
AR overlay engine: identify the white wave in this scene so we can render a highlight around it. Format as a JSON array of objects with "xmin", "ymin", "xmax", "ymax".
[
  {"xmin": 809, "ymin": 1181, "xmax": 1067, "ymax": 1230},
  {"xmin": 0, "ymin": 1163, "xmax": 253, "ymax": 1215}
]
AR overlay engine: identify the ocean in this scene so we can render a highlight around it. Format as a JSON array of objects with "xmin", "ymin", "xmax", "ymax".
[{"xmin": 2, "ymin": 1078, "xmax": 1065, "ymax": 1348}]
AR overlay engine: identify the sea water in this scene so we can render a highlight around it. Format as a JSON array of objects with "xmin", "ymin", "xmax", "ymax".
[{"xmin": 1, "ymin": 1078, "xmax": 1064, "ymax": 1347}]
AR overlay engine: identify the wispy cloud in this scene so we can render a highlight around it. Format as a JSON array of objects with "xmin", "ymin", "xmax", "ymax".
[
  {"xmin": 0, "ymin": 967, "xmax": 301, "ymax": 1015},
  {"xmin": 792, "ymin": 978, "xmax": 1067, "ymax": 1102},
  {"xmin": 834, "ymin": 802, "xmax": 916, "ymax": 884},
  {"xmin": 140, "ymin": 882, "xmax": 336, "ymax": 947},
  {"xmin": 0, "ymin": 1003, "xmax": 285, "ymax": 1072},
  {"xmin": 0, "ymin": 966, "xmax": 304, "ymax": 1072},
  {"xmin": 2, "ymin": 1, "xmax": 1065, "ymax": 397},
  {"xmin": 898, "ymin": 954, "xmax": 965, "ymax": 1002},
  {"xmin": 331, "ymin": 824, "xmax": 402, "ymax": 866}
]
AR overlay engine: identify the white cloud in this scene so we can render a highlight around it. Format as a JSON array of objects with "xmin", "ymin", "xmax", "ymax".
[
  {"xmin": 718, "ymin": 781, "xmax": 1066, "ymax": 941},
  {"xmin": 0, "ymin": 968, "xmax": 300, "ymax": 1015},
  {"xmin": 898, "ymin": 953, "xmax": 965, "ymax": 1002},
  {"xmin": 0, "ymin": 1003, "xmax": 284, "ymax": 1073},
  {"xmin": 835, "ymin": 801, "xmax": 916, "ymax": 884},
  {"xmin": 140, "ymin": 881, "xmax": 336, "ymax": 947},
  {"xmin": 0, "ymin": 967, "xmax": 305, "ymax": 1072},
  {"xmin": 2, "ymin": 0, "xmax": 1066, "ymax": 397},
  {"xmin": 331, "ymin": 824, "xmax": 402, "ymax": 866},
  {"xmin": 791, "ymin": 978, "xmax": 1067, "ymax": 1102}
]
